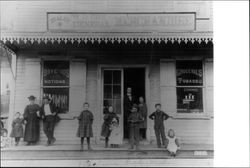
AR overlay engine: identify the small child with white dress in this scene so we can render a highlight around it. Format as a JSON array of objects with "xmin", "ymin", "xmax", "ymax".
[
  {"xmin": 109, "ymin": 118, "xmax": 122, "ymax": 148},
  {"xmin": 1, "ymin": 129, "xmax": 11, "ymax": 148},
  {"xmin": 165, "ymin": 129, "xmax": 180, "ymax": 157}
]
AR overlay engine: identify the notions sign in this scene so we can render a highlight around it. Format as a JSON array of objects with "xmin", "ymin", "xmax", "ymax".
[
  {"xmin": 47, "ymin": 13, "xmax": 195, "ymax": 32},
  {"xmin": 43, "ymin": 61, "xmax": 69, "ymax": 86}
]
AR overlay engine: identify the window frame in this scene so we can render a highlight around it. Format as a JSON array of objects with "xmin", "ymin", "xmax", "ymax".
[
  {"xmin": 41, "ymin": 58, "xmax": 70, "ymax": 113},
  {"xmin": 173, "ymin": 58, "xmax": 210, "ymax": 119}
]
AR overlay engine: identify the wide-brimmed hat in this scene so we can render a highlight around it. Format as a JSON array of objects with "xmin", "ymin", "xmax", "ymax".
[
  {"xmin": 28, "ymin": 95, "xmax": 36, "ymax": 100},
  {"xmin": 43, "ymin": 95, "xmax": 51, "ymax": 100}
]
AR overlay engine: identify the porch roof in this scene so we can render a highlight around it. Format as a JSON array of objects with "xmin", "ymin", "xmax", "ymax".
[{"xmin": 0, "ymin": 32, "xmax": 213, "ymax": 45}]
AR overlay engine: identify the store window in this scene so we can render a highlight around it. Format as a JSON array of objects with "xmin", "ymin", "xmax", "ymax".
[
  {"xmin": 43, "ymin": 61, "xmax": 69, "ymax": 113},
  {"xmin": 176, "ymin": 60, "xmax": 203, "ymax": 113}
]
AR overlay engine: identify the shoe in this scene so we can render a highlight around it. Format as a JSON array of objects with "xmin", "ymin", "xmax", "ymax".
[
  {"xmin": 135, "ymin": 146, "xmax": 140, "ymax": 150},
  {"xmin": 51, "ymin": 138, "xmax": 56, "ymax": 145},
  {"xmin": 88, "ymin": 146, "xmax": 93, "ymax": 150},
  {"xmin": 80, "ymin": 145, "xmax": 84, "ymax": 151},
  {"xmin": 157, "ymin": 145, "xmax": 161, "ymax": 148},
  {"xmin": 46, "ymin": 140, "xmax": 50, "ymax": 146},
  {"xmin": 129, "ymin": 145, "xmax": 134, "ymax": 150}
]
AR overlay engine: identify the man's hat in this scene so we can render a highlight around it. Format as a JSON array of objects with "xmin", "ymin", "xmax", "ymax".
[
  {"xmin": 43, "ymin": 95, "xmax": 51, "ymax": 100},
  {"xmin": 28, "ymin": 95, "xmax": 36, "ymax": 100}
]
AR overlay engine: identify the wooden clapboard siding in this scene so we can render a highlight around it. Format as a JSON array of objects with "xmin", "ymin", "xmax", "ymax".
[{"xmin": 1, "ymin": 1, "xmax": 213, "ymax": 32}]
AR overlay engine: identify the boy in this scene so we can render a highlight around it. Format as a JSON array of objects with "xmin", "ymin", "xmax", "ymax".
[
  {"xmin": 127, "ymin": 104, "xmax": 144, "ymax": 150},
  {"xmin": 149, "ymin": 103, "xmax": 172, "ymax": 148}
]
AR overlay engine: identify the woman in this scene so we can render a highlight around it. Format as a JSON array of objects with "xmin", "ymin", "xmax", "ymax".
[
  {"xmin": 23, "ymin": 95, "xmax": 41, "ymax": 145},
  {"xmin": 101, "ymin": 106, "xmax": 119, "ymax": 148}
]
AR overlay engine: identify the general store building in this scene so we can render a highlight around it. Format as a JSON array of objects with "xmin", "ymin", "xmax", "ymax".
[{"xmin": 0, "ymin": 0, "xmax": 213, "ymax": 146}]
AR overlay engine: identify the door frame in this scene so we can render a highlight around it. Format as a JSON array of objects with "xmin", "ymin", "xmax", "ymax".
[{"xmin": 97, "ymin": 64, "xmax": 150, "ymax": 143}]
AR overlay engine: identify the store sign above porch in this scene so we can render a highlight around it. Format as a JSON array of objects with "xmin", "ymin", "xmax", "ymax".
[{"xmin": 47, "ymin": 13, "xmax": 195, "ymax": 32}]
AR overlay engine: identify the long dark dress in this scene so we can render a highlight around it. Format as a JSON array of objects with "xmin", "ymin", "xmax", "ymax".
[
  {"xmin": 23, "ymin": 104, "xmax": 41, "ymax": 142},
  {"xmin": 138, "ymin": 103, "xmax": 147, "ymax": 129},
  {"xmin": 101, "ymin": 112, "xmax": 119, "ymax": 138},
  {"xmin": 76, "ymin": 110, "xmax": 94, "ymax": 138}
]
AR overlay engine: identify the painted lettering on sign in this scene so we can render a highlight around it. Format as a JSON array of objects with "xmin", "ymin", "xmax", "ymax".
[
  {"xmin": 47, "ymin": 13, "xmax": 195, "ymax": 32},
  {"xmin": 43, "ymin": 61, "xmax": 69, "ymax": 86}
]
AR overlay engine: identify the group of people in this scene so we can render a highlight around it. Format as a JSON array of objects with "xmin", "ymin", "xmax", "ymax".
[
  {"xmin": 2, "ymin": 87, "xmax": 180, "ymax": 156},
  {"xmin": 2, "ymin": 95, "xmax": 60, "ymax": 147}
]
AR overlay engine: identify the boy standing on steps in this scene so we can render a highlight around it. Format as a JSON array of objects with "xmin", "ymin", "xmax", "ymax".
[{"xmin": 149, "ymin": 103, "xmax": 173, "ymax": 148}]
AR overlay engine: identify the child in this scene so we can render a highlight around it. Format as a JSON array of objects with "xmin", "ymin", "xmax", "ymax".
[
  {"xmin": 127, "ymin": 104, "xmax": 144, "ymax": 150},
  {"xmin": 109, "ymin": 118, "xmax": 122, "ymax": 148},
  {"xmin": 138, "ymin": 96, "xmax": 147, "ymax": 140},
  {"xmin": 166, "ymin": 129, "xmax": 180, "ymax": 157},
  {"xmin": 10, "ymin": 112, "xmax": 24, "ymax": 146},
  {"xmin": 149, "ymin": 103, "xmax": 172, "ymax": 148},
  {"xmin": 75, "ymin": 102, "xmax": 94, "ymax": 151},
  {"xmin": 1, "ymin": 129, "xmax": 11, "ymax": 148},
  {"xmin": 101, "ymin": 105, "xmax": 119, "ymax": 148}
]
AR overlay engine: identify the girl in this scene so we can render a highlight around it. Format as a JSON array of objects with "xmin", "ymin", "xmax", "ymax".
[
  {"xmin": 101, "ymin": 105, "xmax": 119, "ymax": 148},
  {"xmin": 75, "ymin": 102, "xmax": 94, "ymax": 151},
  {"xmin": 165, "ymin": 129, "xmax": 180, "ymax": 157},
  {"xmin": 1, "ymin": 129, "xmax": 10, "ymax": 148},
  {"xmin": 10, "ymin": 112, "xmax": 24, "ymax": 146},
  {"xmin": 109, "ymin": 117, "xmax": 122, "ymax": 148}
]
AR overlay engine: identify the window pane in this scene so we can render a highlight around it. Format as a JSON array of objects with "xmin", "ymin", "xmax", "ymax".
[
  {"xmin": 104, "ymin": 70, "xmax": 112, "ymax": 84},
  {"xmin": 43, "ymin": 61, "xmax": 69, "ymax": 86},
  {"xmin": 176, "ymin": 60, "xmax": 203, "ymax": 86},
  {"xmin": 113, "ymin": 85, "xmax": 121, "ymax": 99},
  {"xmin": 113, "ymin": 70, "xmax": 121, "ymax": 84},
  {"xmin": 43, "ymin": 88, "xmax": 69, "ymax": 113},
  {"xmin": 104, "ymin": 85, "xmax": 112, "ymax": 99},
  {"xmin": 113, "ymin": 99, "xmax": 121, "ymax": 114},
  {"xmin": 177, "ymin": 87, "xmax": 203, "ymax": 113}
]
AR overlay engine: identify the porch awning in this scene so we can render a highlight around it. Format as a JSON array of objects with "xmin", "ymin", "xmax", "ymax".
[{"xmin": 0, "ymin": 32, "xmax": 213, "ymax": 45}]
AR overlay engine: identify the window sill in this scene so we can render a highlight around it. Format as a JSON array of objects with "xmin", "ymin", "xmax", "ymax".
[{"xmin": 172, "ymin": 113, "xmax": 213, "ymax": 120}]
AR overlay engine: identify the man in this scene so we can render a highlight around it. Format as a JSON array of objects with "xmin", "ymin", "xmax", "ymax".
[
  {"xmin": 40, "ymin": 96, "xmax": 59, "ymax": 146},
  {"xmin": 123, "ymin": 87, "xmax": 136, "ymax": 138}
]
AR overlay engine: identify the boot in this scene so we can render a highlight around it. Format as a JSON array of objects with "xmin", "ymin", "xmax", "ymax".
[
  {"xmin": 80, "ymin": 144, "xmax": 84, "ymax": 151},
  {"xmin": 105, "ymin": 139, "xmax": 108, "ymax": 148},
  {"xmin": 87, "ymin": 138, "xmax": 92, "ymax": 150}
]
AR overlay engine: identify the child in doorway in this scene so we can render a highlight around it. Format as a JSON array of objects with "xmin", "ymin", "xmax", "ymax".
[
  {"xmin": 10, "ymin": 112, "xmax": 24, "ymax": 146},
  {"xmin": 128, "ymin": 104, "xmax": 144, "ymax": 150},
  {"xmin": 165, "ymin": 129, "xmax": 180, "ymax": 157},
  {"xmin": 149, "ymin": 103, "xmax": 173, "ymax": 148},
  {"xmin": 75, "ymin": 102, "xmax": 94, "ymax": 151},
  {"xmin": 109, "ymin": 117, "xmax": 122, "ymax": 148}
]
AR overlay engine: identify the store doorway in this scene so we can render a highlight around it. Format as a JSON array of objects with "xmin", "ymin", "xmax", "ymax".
[{"xmin": 123, "ymin": 68, "xmax": 146, "ymax": 139}]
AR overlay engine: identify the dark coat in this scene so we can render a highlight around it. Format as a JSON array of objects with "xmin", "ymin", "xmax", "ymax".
[
  {"xmin": 101, "ymin": 112, "xmax": 119, "ymax": 138},
  {"xmin": 128, "ymin": 112, "xmax": 144, "ymax": 127},
  {"xmin": 123, "ymin": 94, "xmax": 136, "ymax": 117},
  {"xmin": 23, "ymin": 104, "xmax": 41, "ymax": 142},
  {"xmin": 10, "ymin": 118, "xmax": 24, "ymax": 138},
  {"xmin": 138, "ymin": 103, "xmax": 147, "ymax": 129},
  {"xmin": 76, "ymin": 110, "xmax": 94, "ymax": 138},
  {"xmin": 149, "ymin": 110, "xmax": 169, "ymax": 128},
  {"xmin": 40, "ymin": 103, "xmax": 60, "ymax": 123}
]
